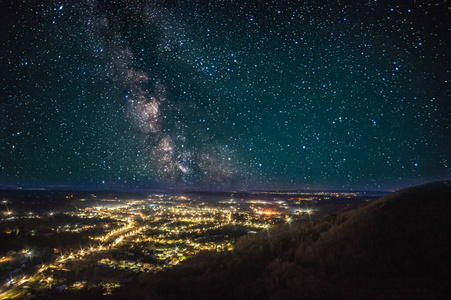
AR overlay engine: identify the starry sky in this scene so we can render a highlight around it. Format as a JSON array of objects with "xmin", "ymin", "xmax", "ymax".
[{"xmin": 1, "ymin": 0, "xmax": 450, "ymax": 191}]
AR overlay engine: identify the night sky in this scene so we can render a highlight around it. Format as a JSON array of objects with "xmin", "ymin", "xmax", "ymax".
[{"xmin": 1, "ymin": 0, "xmax": 450, "ymax": 191}]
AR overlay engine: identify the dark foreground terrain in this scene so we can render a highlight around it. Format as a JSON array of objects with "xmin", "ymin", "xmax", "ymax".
[{"xmin": 61, "ymin": 181, "xmax": 451, "ymax": 299}]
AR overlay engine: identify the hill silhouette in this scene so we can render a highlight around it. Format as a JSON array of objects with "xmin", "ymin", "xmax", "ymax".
[{"xmin": 67, "ymin": 181, "xmax": 451, "ymax": 299}]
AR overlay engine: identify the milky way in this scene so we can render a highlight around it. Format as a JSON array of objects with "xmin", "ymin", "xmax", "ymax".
[{"xmin": 1, "ymin": 0, "xmax": 449, "ymax": 190}]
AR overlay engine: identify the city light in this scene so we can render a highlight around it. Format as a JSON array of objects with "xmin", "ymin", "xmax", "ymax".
[{"xmin": 0, "ymin": 190, "xmax": 372, "ymax": 298}]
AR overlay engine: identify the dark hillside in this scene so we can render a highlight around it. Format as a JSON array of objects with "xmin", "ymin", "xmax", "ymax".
[
  {"xmin": 66, "ymin": 181, "xmax": 451, "ymax": 299},
  {"xmin": 302, "ymin": 180, "xmax": 451, "ymax": 297}
]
